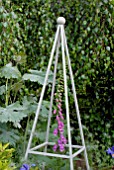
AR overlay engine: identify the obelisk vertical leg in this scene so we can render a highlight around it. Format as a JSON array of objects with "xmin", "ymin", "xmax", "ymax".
[
  {"xmin": 61, "ymin": 24, "xmax": 74, "ymax": 170},
  {"xmin": 63, "ymin": 28, "xmax": 90, "ymax": 170}
]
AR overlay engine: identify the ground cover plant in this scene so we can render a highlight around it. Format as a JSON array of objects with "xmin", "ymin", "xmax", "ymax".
[{"xmin": 0, "ymin": 0, "xmax": 114, "ymax": 169}]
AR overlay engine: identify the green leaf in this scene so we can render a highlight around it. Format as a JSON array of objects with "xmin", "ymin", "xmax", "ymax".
[
  {"xmin": 0, "ymin": 63, "xmax": 21, "ymax": 79},
  {"xmin": 40, "ymin": 105, "xmax": 49, "ymax": 119},
  {"xmin": 11, "ymin": 82, "xmax": 24, "ymax": 93},
  {"xmin": 22, "ymin": 70, "xmax": 53, "ymax": 85},
  {"xmin": 0, "ymin": 123, "xmax": 20, "ymax": 146},
  {"xmin": 22, "ymin": 73, "xmax": 44, "ymax": 84},
  {"xmin": 0, "ymin": 101, "xmax": 28, "ymax": 128},
  {"xmin": 13, "ymin": 52, "xmax": 27, "ymax": 64},
  {"xmin": 34, "ymin": 131, "xmax": 46, "ymax": 141},
  {"xmin": 0, "ymin": 85, "xmax": 6, "ymax": 95}
]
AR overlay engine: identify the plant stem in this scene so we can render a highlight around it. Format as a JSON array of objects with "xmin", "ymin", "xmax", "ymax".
[{"xmin": 5, "ymin": 78, "xmax": 8, "ymax": 106}]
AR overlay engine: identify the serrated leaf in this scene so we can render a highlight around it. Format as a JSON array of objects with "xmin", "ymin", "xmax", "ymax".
[
  {"xmin": 22, "ymin": 70, "xmax": 53, "ymax": 85},
  {"xmin": 22, "ymin": 96, "xmax": 37, "ymax": 113},
  {"xmin": 0, "ymin": 101, "xmax": 28, "ymax": 128},
  {"xmin": 23, "ymin": 73, "xmax": 44, "ymax": 84},
  {"xmin": 0, "ymin": 63, "xmax": 21, "ymax": 79},
  {"xmin": 0, "ymin": 96, "xmax": 41, "ymax": 128},
  {"xmin": 29, "ymin": 69, "xmax": 46, "ymax": 75},
  {"xmin": 0, "ymin": 123, "xmax": 20, "ymax": 146}
]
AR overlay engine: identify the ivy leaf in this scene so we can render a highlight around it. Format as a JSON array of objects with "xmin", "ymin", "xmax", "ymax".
[
  {"xmin": 0, "ymin": 63, "xmax": 21, "ymax": 79},
  {"xmin": 22, "ymin": 69, "xmax": 53, "ymax": 85}
]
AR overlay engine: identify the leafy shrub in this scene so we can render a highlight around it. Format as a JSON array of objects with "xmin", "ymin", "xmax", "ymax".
[{"xmin": 0, "ymin": 143, "xmax": 15, "ymax": 170}]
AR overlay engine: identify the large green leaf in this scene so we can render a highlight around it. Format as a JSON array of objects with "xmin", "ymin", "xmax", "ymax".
[
  {"xmin": 0, "ymin": 85, "xmax": 6, "ymax": 95},
  {"xmin": 0, "ymin": 101, "xmax": 28, "ymax": 128},
  {"xmin": 0, "ymin": 63, "xmax": 21, "ymax": 79},
  {"xmin": 22, "ymin": 73, "xmax": 44, "ymax": 84},
  {"xmin": 22, "ymin": 69, "xmax": 53, "ymax": 85},
  {"xmin": 0, "ymin": 123, "xmax": 20, "ymax": 146},
  {"xmin": 0, "ymin": 95, "xmax": 50, "ymax": 128}
]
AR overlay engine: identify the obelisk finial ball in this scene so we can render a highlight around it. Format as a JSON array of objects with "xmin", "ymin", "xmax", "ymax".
[{"xmin": 57, "ymin": 17, "xmax": 66, "ymax": 24}]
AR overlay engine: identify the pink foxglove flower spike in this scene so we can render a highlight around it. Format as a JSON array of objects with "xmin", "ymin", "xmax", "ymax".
[{"xmin": 52, "ymin": 83, "xmax": 67, "ymax": 152}]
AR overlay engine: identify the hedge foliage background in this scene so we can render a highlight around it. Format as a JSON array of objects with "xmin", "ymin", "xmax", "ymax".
[{"xmin": 0, "ymin": 0, "xmax": 114, "ymax": 169}]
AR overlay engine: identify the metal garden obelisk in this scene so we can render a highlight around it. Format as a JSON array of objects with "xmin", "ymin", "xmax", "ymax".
[{"xmin": 25, "ymin": 17, "xmax": 90, "ymax": 170}]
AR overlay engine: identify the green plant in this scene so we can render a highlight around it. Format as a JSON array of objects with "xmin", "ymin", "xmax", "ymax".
[
  {"xmin": 0, "ymin": 143, "xmax": 15, "ymax": 170},
  {"xmin": 0, "ymin": 58, "xmax": 53, "ymax": 145}
]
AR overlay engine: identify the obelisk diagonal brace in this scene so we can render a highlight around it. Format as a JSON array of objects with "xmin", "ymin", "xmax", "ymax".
[{"xmin": 25, "ymin": 17, "xmax": 90, "ymax": 170}]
